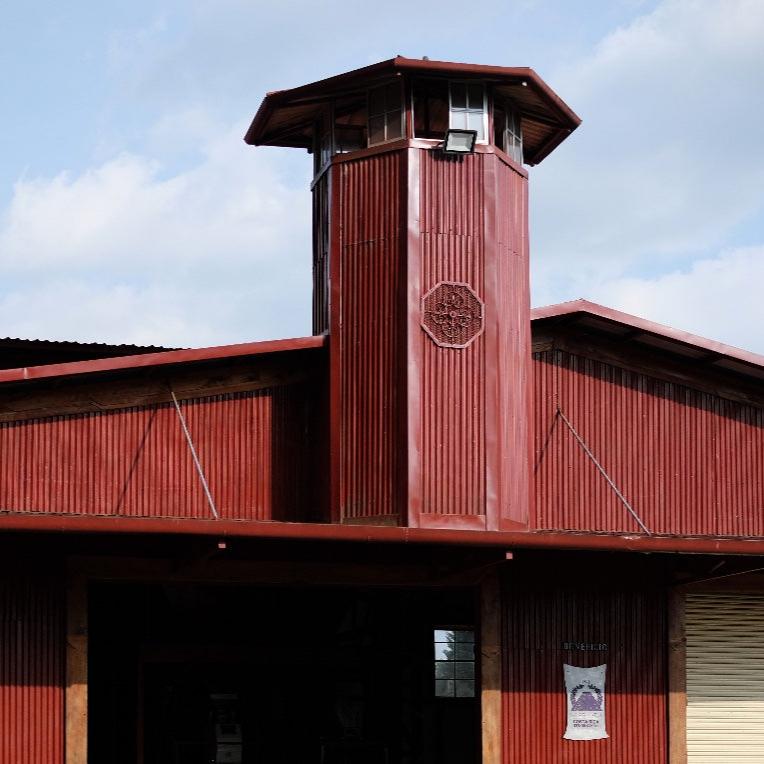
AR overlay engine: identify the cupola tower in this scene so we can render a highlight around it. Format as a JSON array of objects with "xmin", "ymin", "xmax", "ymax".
[{"xmin": 246, "ymin": 57, "xmax": 579, "ymax": 530}]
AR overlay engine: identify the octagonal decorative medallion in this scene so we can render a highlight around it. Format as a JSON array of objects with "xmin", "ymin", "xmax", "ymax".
[{"xmin": 421, "ymin": 281, "xmax": 484, "ymax": 348}]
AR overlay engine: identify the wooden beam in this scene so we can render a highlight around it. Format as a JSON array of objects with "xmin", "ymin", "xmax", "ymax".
[
  {"xmin": 481, "ymin": 570, "xmax": 502, "ymax": 764},
  {"xmin": 66, "ymin": 573, "xmax": 88, "ymax": 764},
  {"xmin": 668, "ymin": 588, "xmax": 687, "ymax": 764}
]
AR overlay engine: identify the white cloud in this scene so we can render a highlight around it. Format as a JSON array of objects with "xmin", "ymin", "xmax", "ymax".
[
  {"xmin": 0, "ymin": 122, "xmax": 313, "ymax": 346},
  {"xmin": 2, "ymin": 0, "xmax": 763, "ymax": 353},
  {"xmin": 584, "ymin": 245, "xmax": 764, "ymax": 355},
  {"xmin": 531, "ymin": 0, "xmax": 764, "ymax": 301}
]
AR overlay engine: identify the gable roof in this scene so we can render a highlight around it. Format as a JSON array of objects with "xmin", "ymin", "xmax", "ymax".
[
  {"xmin": 531, "ymin": 299, "xmax": 764, "ymax": 385},
  {"xmin": 0, "ymin": 301, "xmax": 760, "ymax": 392}
]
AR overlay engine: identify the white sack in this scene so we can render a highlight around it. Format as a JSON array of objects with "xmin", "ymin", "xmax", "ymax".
[{"xmin": 563, "ymin": 663, "xmax": 608, "ymax": 740}]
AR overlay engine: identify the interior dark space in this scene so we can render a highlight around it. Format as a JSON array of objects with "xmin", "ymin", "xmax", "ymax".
[{"xmin": 89, "ymin": 582, "xmax": 478, "ymax": 764}]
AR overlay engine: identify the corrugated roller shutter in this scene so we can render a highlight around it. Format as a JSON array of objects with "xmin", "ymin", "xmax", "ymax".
[{"xmin": 686, "ymin": 592, "xmax": 764, "ymax": 763}]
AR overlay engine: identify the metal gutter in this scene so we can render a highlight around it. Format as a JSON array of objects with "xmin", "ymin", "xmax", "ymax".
[{"xmin": 1, "ymin": 513, "xmax": 764, "ymax": 555}]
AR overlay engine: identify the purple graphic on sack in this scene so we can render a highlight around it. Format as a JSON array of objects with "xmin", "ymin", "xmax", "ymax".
[{"xmin": 570, "ymin": 683, "xmax": 604, "ymax": 712}]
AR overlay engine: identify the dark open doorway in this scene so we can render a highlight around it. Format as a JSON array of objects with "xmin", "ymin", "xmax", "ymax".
[{"xmin": 89, "ymin": 582, "xmax": 478, "ymax": 764}]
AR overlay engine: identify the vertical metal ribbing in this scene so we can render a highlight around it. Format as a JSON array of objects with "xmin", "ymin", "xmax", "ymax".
[
  {"xmin": 170, "ymin": 390, "xmax": 219, "ymax": 520},
  {"xmin": 533, "ymin": 349, "xmax": 764, "ymax": 536},
  {"xmin": 0, "ymin": 384, "xmax": 313, "ymax": 522}
]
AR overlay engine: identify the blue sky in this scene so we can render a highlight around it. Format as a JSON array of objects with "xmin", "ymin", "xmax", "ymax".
[{"xmin": 1, "ymin": 0, "xmax": 763, "ymax": 352}]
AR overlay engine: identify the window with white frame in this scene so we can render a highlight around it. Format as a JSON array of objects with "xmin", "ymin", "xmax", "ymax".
[
  {"xmin": 494, "ymin": 101, "xmax": 523, "ymax": 164},
  {"xmin": 449, "ymin": 83, "xmax": 486, "ymax": 142},
  {"xmin": 368, "ymin": 82, "xmax": 403, "ymax": 146}
]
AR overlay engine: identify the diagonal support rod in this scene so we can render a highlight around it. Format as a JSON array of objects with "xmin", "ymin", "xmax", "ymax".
[
  {"xmin": 170, "ymin": 390, "xmax": 219, "ymax": 520},
  {"xmin": 556, "ymin": 406, "xmax": 651, "ymax": 535}
]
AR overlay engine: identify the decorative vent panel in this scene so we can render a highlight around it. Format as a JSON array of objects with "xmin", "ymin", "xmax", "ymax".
[{"xmin": 421, "ymin": 281, "xmax": 484, "ymax": 348}]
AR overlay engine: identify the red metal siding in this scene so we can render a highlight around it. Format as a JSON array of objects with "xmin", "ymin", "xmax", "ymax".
[
  {"xmin": 494, "ymin": 157, "xmax": 532, "ymax": 529},
  {"xmin": 419, "ymin": 152, "xmax": 486, "ymax": 517},
  {"xmin": 534, "ymin": 349, "xmax": 764, "ymax": 536},
  {"xmin": 0, "ymin": 574, "xmax": 64, "ymax": 764},
  {"xmin": 329, "ymin": 147, "xmax": 532, "ymax": 529},
  {"xmin": 335, "ymin": 151, "xmax": 404, "ymax": 523},
  {"xmin": 0, "ymin": 385, "xmax": 312, "ymax": 521},
  {"xmin": 503, "ymin": 574, "xmax": 666, "ymax": 763},
  {"xmin": 416, "ymin": 151, "xmax": 531, "ymax": 528}
]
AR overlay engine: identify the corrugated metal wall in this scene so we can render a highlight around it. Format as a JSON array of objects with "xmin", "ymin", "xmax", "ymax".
[
  {"xmin": 0, "ymin": 384, "xmax": 313, "ymax": 520},
  {"xmin": 534, "ymin": 349, "xmax": 764, "ymax": 536},
  {"xmin": 416, "ymin": 151, "xmax": 531, "ymax": 527},
  {"xmin": 494, "ymin": 156, "xmax": 531, "ymax": 529},
  {"xmin": 503, "ymin": 571, "xmax": 666, "ymax": 763},
  {"xmin": 330, "ymin": 148, "xmax": 532, "ymax": 528},
  {"xmin": 419, "ymin": 151, "xmax": 486, "ymax": 517},
  {"xmin": 686, "ymin": 592, "xmax": 764, "ymax": 763},
  {"xmin": 0, "ymin": 573, "xmax": 64, "ymax": 764},
  {"xmin": 336, "ymin": 151, "xmax": 404, "ymax": 523}
]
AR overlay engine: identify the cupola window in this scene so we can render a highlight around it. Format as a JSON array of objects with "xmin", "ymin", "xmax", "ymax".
[
  {"xmin": 449, "ymin": 83, "xmax": 486, "ymax": 142},
  {"xmin": 368, "ymin": 82, "xmax": 403, "ymax": 146},
  {"xmin": 413, "ymin": 79, "xmax": 449, "ymax": 139},
  {"xmin": 493, "ymin": 102, "xmax": 523, "ymax": 164}
]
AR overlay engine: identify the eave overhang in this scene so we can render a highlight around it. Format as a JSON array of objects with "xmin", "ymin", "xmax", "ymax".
[
  {"xmin": 0, "ymin": 512, "xmax": 764, "ymax": 557},
  {"xmin": 532, "ymin": 299, "xmax": 764, "ymax": 388},
  {"xmin": 245, "ymin": 56, "xmax": 581, "ymax": 165}
]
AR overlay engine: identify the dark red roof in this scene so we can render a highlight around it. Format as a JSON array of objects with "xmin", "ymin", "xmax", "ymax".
[
  {"xmin": 0, "ymin": 302, "xmax": 759, "ymax": 389},
  {"xmin": 532, "ymin": 299, "xmax": 764, "ymax": 384},
  {"xmin": 245, "ymin": 56, "xmax": 581, "ymax": 165},
  {"xmin": 0, "ymin": 336, "xmax": 173, "ymax": 371},
  {"xmin": 0, "ymin": 335, "xmax": 326, "ymax": 385}
]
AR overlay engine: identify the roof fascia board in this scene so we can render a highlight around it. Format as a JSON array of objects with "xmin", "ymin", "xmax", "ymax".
[
  {"xmin": 532, "ymin": 299, "xmax": 764, "ymax": 372},
  {"xmin": 0, "ymin": 335, "xmax": 326, "ymax": 386}
]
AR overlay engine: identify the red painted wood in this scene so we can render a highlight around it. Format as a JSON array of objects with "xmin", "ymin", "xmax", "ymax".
[{"xmin": 534, "ymin": 349, "xmax": 764, "ymax": 536}]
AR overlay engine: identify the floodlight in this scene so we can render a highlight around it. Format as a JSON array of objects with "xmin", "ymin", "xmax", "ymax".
[{"xmin": 442, "ymin": 129, "xmax": 477, "ymax": 155}]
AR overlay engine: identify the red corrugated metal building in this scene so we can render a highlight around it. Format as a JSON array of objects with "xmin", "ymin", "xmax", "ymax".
[{"xmin": 0, "ymin": 57, "xmax": 762, "ymax": 764}]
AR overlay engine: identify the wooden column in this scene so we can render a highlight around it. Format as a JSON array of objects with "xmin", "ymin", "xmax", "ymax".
[
  {"xmin": 66, "ymin": 573, "xmax": 88, "ymax": 764},
  {"xmin": 481, "ymin": 570, "xmax": 502, "ymax": 764},
  {"xmin": 668, "ymin": 588, "xmax": 687, "ymax": 764}
]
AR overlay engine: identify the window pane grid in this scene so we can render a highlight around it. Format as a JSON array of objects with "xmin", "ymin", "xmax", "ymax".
[
  {"xmin": 449, "ymin": 83, "xmax": 486, "ymax": 141},
  {"xmin": 500, "ymin": 103, "xmax": 523, "ymax": 164},
  {"xmin": 434, "ymin": 628, "xmax": 476, "ymax": 698},
  {"xmin": 368, "ymin": 84, "xmax": 403, "ymax": 146}
]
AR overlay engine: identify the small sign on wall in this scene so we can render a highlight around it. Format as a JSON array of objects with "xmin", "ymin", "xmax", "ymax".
[{"xmin": 563, "ymin": 664, "xmax": 608, "ymax": 740}]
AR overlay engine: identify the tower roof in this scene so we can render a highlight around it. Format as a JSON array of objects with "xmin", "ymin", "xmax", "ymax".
[{"xmin": 245, "ymin": 56, "xmax": 581, "ymax": 165}]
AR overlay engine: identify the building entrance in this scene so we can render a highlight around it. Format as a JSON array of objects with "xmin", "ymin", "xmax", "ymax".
[{"xmin": 88, "ymin": 582, "xmax": 478, "ymax": 764}]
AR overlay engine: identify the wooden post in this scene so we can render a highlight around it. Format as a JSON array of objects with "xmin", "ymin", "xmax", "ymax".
[
  {"xmin": 668, "ymin": 588, "xmax": 687, "ymax": 764},
  {"xmin": 66, "ymin": 573, "xmax": 88, "ymax": 764},
  {"xmin": 481, "ymin": 570, "xmax": 502, "ymax": 764}
]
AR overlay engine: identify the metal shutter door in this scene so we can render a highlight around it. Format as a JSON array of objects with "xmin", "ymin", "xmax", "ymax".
[{"xmin": 687, "ymin": 592, "xmax": 764, "ymax": 763}]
